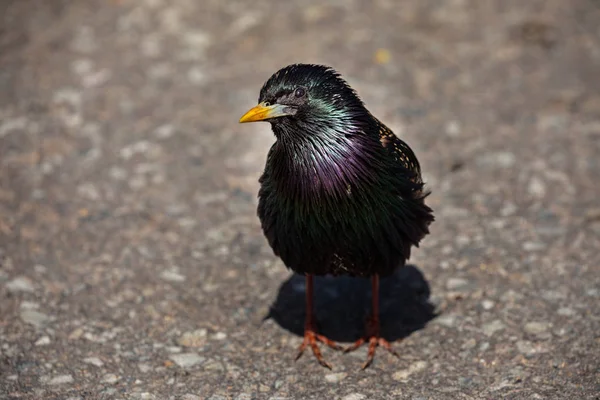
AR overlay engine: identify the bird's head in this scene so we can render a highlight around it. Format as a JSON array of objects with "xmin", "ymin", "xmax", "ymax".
[{"xmin": 239, "ymin": 64, "xmax": 369, "ymax": 140}]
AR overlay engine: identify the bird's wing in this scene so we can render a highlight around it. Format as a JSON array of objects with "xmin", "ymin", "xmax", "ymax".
[{"xmin": 377, "ymin": 121, "xmax": 423, "ymax": 184}]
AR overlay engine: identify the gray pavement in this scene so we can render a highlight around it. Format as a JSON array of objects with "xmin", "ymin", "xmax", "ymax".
[{"xmin": 1, "ymin": 1, "xmax": 599, "ymax": 399}]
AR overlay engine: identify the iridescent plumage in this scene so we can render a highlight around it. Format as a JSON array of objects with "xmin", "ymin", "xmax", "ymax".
[
  {"xmin": 240, "ymin": 63, "xmax": 434, "ymax": 369},
  {"xmin": 256, "ymin": 64, "xmax": 433, "ymax": 277}
]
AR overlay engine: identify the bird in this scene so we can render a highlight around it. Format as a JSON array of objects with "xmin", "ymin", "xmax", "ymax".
[{"xmin": 239, "ymin": 64, "xmax": 434, "ymax": 369}]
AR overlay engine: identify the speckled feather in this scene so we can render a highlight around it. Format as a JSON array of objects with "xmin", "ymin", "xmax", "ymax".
[{"xmin": 256, "ymin": 64, "xmax": 434, "ymax": 277}]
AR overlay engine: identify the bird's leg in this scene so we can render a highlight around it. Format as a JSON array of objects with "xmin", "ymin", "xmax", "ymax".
[
  {"xmin": 344, "ymin": 274, "xmax": 399, "ymax": 369},
  {"xmin": 295, "ymin": 274, "xmax": 342, "ymax": 369}
]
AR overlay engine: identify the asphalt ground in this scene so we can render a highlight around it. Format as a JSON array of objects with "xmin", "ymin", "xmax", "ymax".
[{"xmin": 1, "ymin": 1, "xmax": 599, "ymax": 399}]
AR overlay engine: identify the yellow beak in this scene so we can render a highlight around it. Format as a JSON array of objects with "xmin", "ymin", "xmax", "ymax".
[{"xmin": 239, "ymin": 102, "xmax": 293, "ymax": 123}]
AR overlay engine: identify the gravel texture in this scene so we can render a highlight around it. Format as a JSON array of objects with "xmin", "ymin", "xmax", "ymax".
[{"xmin": 1, "ymin": 0, "xmax": 599, "ymax": 399}]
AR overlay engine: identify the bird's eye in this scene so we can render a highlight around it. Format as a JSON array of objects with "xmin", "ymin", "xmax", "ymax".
[
  {"xmin": 263, "ymin": 101, "xmax": 271, "ymax": 106},
  {"xmin": 294, "ymin": 88, "xmax": 306, "ymax": 98}
]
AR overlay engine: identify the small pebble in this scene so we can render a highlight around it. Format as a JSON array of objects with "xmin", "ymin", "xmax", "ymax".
[
  {"xmin": 6, "ymin": 276, "xmax": 35, "ymax": 292},
  {"xmin": 446, "ymin": 278, "xmax": 469, "ymax": 291},
  {"xmin": 501, "ymin": 290, "xmax": 524, "ymax": 302},
  {"xmin": 46, "ymin": 374, "xmax": 74, "ymax": 385},
  {"xmin": 187, "ymin": 67, "xmax": 206, "ymax": 85},
  {"xmin": 182, "ymin": 395, "xmax": 202, "ymax": 400},
  {"xmin": 160, "ymin": 270, "xmax": 186, "ymax": 282},
  {"xmin": 82, "ymin": 69, "xmax": 111, "ymax": 88},
  {"xmin": 69, "ymin": 328, "xmax": 85, "ymax": 340},
  {"xmin": 325, "ymin": 372, "xmax": 347, "ymax": 383},
  {"xmin": 77, "ymin": 183, "xmax": 100, "ymax": 200},
  {"xmin": 153, "ymin": 124, "xmax": 175, "ymax": 139},
  {"xmin": 482, "ymin": 320, "xmax": 506, "ymax": 337},
  {"xmin": 435, "ymin": 314, "xmax": 458, "ymax": 328},
  {"xmin": 516, "ymin": 340, "xmax": 537, "ymax": 356},
  {"xmin": 477, "ymin": 151, "xmax": 516, "ymax": 168},
  {"xmin": 524, "ymin": 321, "xmax": 551, "ymax": 338},
  {"xmin": 481, "ymin": 300, "xmax": 495, "ymax": 310},
  {"xmin": 542, "ymin": 291, "xmax": 566, "ymax": 301},
  {"xmin": 455, "ymin": 235, "xmax": 470, "ymax": 246},
  {"xmin": 523, "ymin": 241, "xmax": 545, "ymax": 251},
  {"xmin": 102, "ymin": 373, "xmax": 119, "ymax": 384},
  {"xmin": 229, "ymin": 13, "xmax": 261, "ymax": 35},
  {"xmin": 213, "ymin": 332, "xmax": 227, "ymax": 340},
  {"xmin": 182, "ymin": 31, "xmax": 211, "ymax": 52},
  {"xmin": 20, "ymin": 310, "xmax": 50, "ymax": 328},
  {"xmin": 528, "ymin": 176, "xmax": 547, "ymax": 198},
  {"xmin": 392, "ymin": 361, "xmax": 428, "ymax": 381},
  {"xmin": 0, "ymin": 117, "xmax": 27, "ymax": 137},
  {"xmin": 83, "ymin": 357, "xmax": 104, "ymax": 367},
  {"xmin": 342, "ymin": 394, "xmax": 366, "ymax": 400},
  {"xmin": 71, "ymin": 58, "xmax": 94, "ymax": 75},
  {"xmin": 258, "ymin": 385, "xmax": 270, "ymax": 393},
  {"xmin": 109, "ymin": 166, "xmax": 128, "ymax": 180},
  {"xmin": 138, "ymin": 363, "xmax": 151, "ymax": 373},
  {"xmin": 553, "ymin": 326, "xmax": 569, "ymax": 337},
  {"xmin": 136, "ymin": 394, "xmax": 157, "ymax": 400},
  {"xmin": 445, "ymin": 120, "xmax": 461, "ymax": 137},
  {"xmin": 169, "ymin": 353, "xmax": 205, "ymax": 368},
  {"xmin": 500, "ymin": 203, "xmax": 517, "ymax": 216},
  {"xmin": 208, "ymin": 395, "xmax": 228, "ymax": 400},
  {"xmin": 461, "ymin": 338, "xmax": 477, "ymax": 350},
  {"xmin": 20, "ymin": 301, "xmax": 39, "ymax": 309},
  {"xmin": 556, "ymin": 307, "xmax": 575, "ymax": 317},
  {"xmin": 178, "ymin": 329, "xmax": 208, "ymax": 347},
  {"xmin": 35, "ymin": 336, "xmax": 51, "ymax": 346}
]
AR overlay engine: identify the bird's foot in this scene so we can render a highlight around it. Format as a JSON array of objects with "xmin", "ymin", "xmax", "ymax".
[
  {"xmin": 295, "ymin": 326, "xmax": 342, "ymax": 369},
  {"xmin": 344, "ymin": 316, "xmax": 399, "ymax": 369}
]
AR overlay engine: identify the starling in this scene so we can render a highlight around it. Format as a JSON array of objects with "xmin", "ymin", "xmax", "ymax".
[{"xmin": 239, "ymin": 64, "xmax": 434, "ymax": 369}]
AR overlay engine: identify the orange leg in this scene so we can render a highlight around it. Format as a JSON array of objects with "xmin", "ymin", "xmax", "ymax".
[
  {"xmin": 295, "ymin": 274, "xmax": 342, "ymax": 369},
  {"xmin": 344, "ymin": 274, "xmax": 399, "ymax": 369}
]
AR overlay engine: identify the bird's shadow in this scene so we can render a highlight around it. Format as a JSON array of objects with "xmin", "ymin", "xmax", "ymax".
[{"xmin": 265, "ymin": 265, "xmax": 437, "ymax": 343}]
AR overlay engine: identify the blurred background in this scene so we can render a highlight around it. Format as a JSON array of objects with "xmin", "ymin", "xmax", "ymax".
[{"xmin": 1, "ymin": 0, "xmax": 599, "ymax": 399}]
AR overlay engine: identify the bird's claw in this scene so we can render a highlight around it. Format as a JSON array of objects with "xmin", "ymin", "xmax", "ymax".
[
  {"xmin": 295, "ymin": 328, "xmax": 341, "ymax": 369},
  {"xmin": 344, "ymin": 316, "xmax": 399, "ymax": 369}
]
